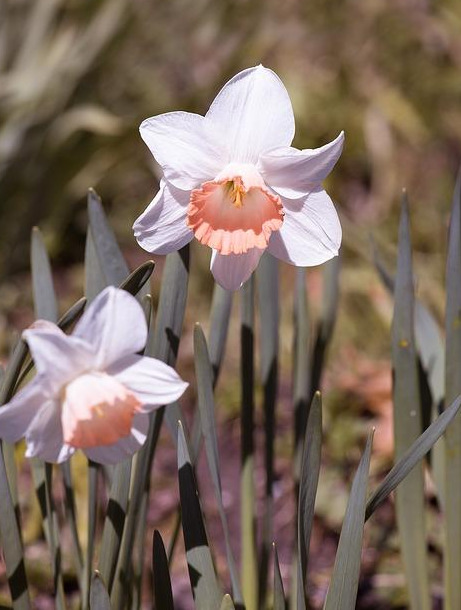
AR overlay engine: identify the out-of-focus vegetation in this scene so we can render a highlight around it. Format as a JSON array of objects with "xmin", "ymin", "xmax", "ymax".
[
  {"xmin": 1, "ymin": 1, "xmax": 461, "ymax": 608},
  {"xmin": 1, "ymin": 0, "xmax": 461, "ymax": 277}
]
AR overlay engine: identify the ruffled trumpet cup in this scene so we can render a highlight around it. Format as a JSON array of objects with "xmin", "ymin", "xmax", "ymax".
[
  {"xmin": 0, "ymin": 287, "xmax": 188, "ymax": 464},
  {"xmin": 134, "ymin": 65, "xmax": 344, "ymax": 290}
]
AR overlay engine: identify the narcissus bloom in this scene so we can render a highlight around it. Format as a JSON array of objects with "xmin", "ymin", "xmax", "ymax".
[
  {"xmin": 0, "ymin": 287, "xmax": 187, "ymax": 464},
  {"xmin": 134, "ymin": 65, "xmax": 343, "ymax": 290}
]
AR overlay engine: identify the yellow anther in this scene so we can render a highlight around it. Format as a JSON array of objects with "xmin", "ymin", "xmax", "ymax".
[{"xmin": 225, "ymin": 180, "xmax": 245, "ymax": 209}]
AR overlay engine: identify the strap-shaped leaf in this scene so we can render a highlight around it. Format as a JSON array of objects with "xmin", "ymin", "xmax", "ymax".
[
  {"xmin": 311, "ymin": 256, "xmax": 340, "ymax": 396},
  {"xmin": 98, "ymin": 459, "xmax": 131, "ymax": 593},
  {"xmin": 256, "ymin": 252, "xmax": 279, "ymax": 606},
  {"xmin": 208, "ymin": 283, "xmax": 233, "ymax": 384},
  {"xmin": 372, "ymin": 240, "xmax": 445, "ymax": 504},
  {"xmin": 31, "ymin": 227, "xmax": 58, "ymax": 321},
  {"xmin": 83, "ymin": 461, "xmax": 99, "ymax": 610},
  {"xmin": 0, "ymin": 445, "xmax": 31, "ymax": 609},
  {"xmin": 323, "ymin": 431, "xmax": 373, "ymax": 610},
  {"xmin": 273, "ymin": 543, "xmax": 286, "ymax": 610},
  {"xmin": 220, "ymin": 595, "xmax": 236, "ymax": 610},
  {"xmin": 152, "ymin": 530, "xmax": 175, "ymax": 610},
  {"xmin": 391, "ymin": 194, "xmax": 430, "ymax": 610},
  {"xmin": 90, "ymin": 571, "xmax": 111, "ymax": 609},
  {"xmin": 112, "ymin": 247, "xmax": 189, "ymax": 610},
  {"xmin": 178, "ymin": 421, "xmax": 223, "ymax": 609},
  {"xmin": 240, "ymin": 277, "xmax": 257, "ymax": 610},
  {"xmin": 30, "ymin": 227, "xmax": 66, "ymax": 609},
  {"xmin": 366, "ymin": 392, "xmax": 461, "ymax": 519},
  {"xmin": 444, "ymin": 169, "xmax": 461, "ymax": 609},
  {"xmin": 87, "ymin": 188, "xmax": 129, "ymax": 287},
  {"xmin": 119, "ymin": 261, "xmax": 154, "ymax": 297},
  {"xmin": 194, "ymin": 324, "xmax": 242, "ymax": 604},
  {"xmin": 297, "ymin": 392, "xmax": 322, "ymax": 610}
]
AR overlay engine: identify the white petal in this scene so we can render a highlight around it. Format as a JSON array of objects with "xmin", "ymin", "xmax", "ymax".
[
  {"xmin": 73, "ymin": 287, "xmax": 147, "ymax": 369},
  {"xmin": 133, "ymin": 181, "xmax": 194, "ymax": 255},
  {"xmin": 259, "ymin": 132, "xmax": 344, "ymax": 199},
  {"xmin": 210, "ymin": 248, "xmax": 263, "ymax": 291},
  {"xmin": 25, "ymin": 400, "xmax": 75, "ymax": 463},
  {"xmin": 268, "ymin": 188, "xmax": 341, "ymax": 266},
  {"xmin": 83, "ymin": 413, "xmax": 149, "ymax": 464},
  {"xmin": 140, "ymin": 112, "xmax": 226, "ymax": 190},
  {"xmin": 0, "ymin": 378, "xmax": 46, "ymax": 443},
  {"xmin": 108, "ymin": 355, "xmax": 188, "ymax": 410},
  {"xmin": 204, "ymin": 65, "xmax": 295, "ymax": 164},
  {"xmin": 23, "ymin": 322, "xmax": 95, "ymax": 394}
]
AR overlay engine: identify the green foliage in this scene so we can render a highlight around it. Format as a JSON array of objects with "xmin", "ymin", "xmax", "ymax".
[{"xmin": 1, "ymin": 185, "xmax": 461, "ymax": 610}]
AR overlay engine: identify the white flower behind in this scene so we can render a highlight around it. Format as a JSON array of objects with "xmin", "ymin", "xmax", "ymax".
[
  {"xmin": 0, "ymin": 287, "xmax": 188, "ymax": 464},
  {"xmin": 134, "ymin": 65, "xmax": 344, "ymax": 290}
]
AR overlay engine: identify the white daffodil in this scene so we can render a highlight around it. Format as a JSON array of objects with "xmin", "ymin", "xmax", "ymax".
[
  {"xmin": 133, "ymin": 65, "xmax": 343, "ymax": 290},
  {"xmin": 0, "ymin": 287, "xmax": 188, "ymax": 464}
]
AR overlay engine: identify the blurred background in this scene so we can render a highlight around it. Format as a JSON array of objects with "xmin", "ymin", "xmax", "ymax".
[{"xmin": 1, "ymin": 0, "xmax": 461, "ymax": 607}]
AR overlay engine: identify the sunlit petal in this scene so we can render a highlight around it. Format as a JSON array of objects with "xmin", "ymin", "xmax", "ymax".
[
  {"xmin": 74, "ymin": 286, "xmax": 147, "ymax": 369},
  {"xmin": 108, "ymin": 354, "xmax": 188, "ymax": 410},
  {"xmin": 140, "ymin": 112, "xmax": 227, "ymax": 190},
  {"xmin": 259, "ymin": 132, "xmax": 344, "ymax": 199},
  {"xmin": 204, "ymin": 66, "xmax": 295, "ymax": 164},
  {"xmin": 23, "ymin": 322, "xmax": 95, "ymax": 394},
  {"xmin": 210, "ymin": 248, "xmax": 263, "ymax": 291},
  {"xmin": 133, "ymin": 180, "xmax": 193, "ymax": 255},
  {"xmin": 268, "ymin": 188, "xmax": 341, "ymax": 266}
]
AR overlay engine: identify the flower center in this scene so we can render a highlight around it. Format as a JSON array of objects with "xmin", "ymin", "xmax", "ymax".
[
  {"xmin": 224, "ymin": 178, "xmax": 245, "ymax": 209},
  {"xmin": 61, "ymin": 371, "xmax": 141, "ymax": 449},
  {"xmin": 187, "ymin": 163, "xmax": 284, "ymax": 255}
]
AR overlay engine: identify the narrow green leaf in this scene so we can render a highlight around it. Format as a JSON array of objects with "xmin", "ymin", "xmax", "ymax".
[
  {"xmin": 83, "ymin": 461, "xmax": 99, "ymax": 610},
  {"xmin": 297, "ymin": 392, "xmax": 322, "ymax": 610},
  {"xmin": 58, "ymin": 297, "xmax": 87, "ymax": 332},
  {"xmin": 30, "ymin": 460, "xmax": 66, "ymax": 608},
  {"xmin": 372, "ymin": 240, "xmax": 446, "ymax": 504},
  {"xmin": 0, "ymin": 444, "xmax": 31, "ymax": 609},
  {"xmin": 208, "ymin": 284, "xmax": 233, "ymax": 383},
  {"xmin": 90, "ymin": 572, "xmax": 111, "ymax": 609},
  {"xmin": 112, "ymin": 246, "xmax": 189, "ymax": 610},
  {"xmin": 292, "ymin": 269, "xmax": 311, "ymax": 609},
  {"xmin": 293, "ymin": 269, "xmax": 311, "ymax": 483},
  {"xmin": 444, "ymin": 170, "xmax": 461, "ymax": 610},
  {"xmin": 311, "ymin": 256, "xmax": 340, "ymax": 396},
  {"xmin": 30, "ymin": 228, "xmax": 65, "ymax": 608},
  {"xmin": 98, "ymin": 459, "xmax": 132, "ymax": 593},
  {"xmin": 194, "ymin": 324, "xmax": 242, "ymax": 604},
  {"xmin": 323, "ymin": 431, "xmax": 373, "ymax": 610},
  {"xmin": 31, "ymin": 227, "xmax": 58, "ymax": 321},
  {"xmin": 391, "ymin": 194, "xmax": 430, "ymax": 610},
  {"xmin": 87, "ymin": 188, "xmax": 129, "ymax": 286},
  {"xmin": 119, "ymin": 261, "xmax": 154, "ymax": 297},
  {"xmin": 1, "ymin": 338, "xmax": 29, "ymax": 404},
  {"xmin": 168, "ymin": 281, "xmax": 233, "ymax": 567},
  {"xmin": 60, "ymin": 461, "xmax": 83, "ymax": 583},
  {"xmin": 152, "ymin": 530, "xmax": 174, "ymax": 610},
  {"xmin": 273, "ymin": 544, "xmax": 286, "ymax": 610},
  {"xmin": 220, "ymin": 594, "xmax": 236, "ymax": 610},
  {"xmin": 85, "ymin": 228, "xmax": 108, "ymax": 302},
  {"xmin": 177, "ymin": 421, "xmax": 223, "ymax": 609},
  {"xmin": 256, "ymin": 252, "xmax": 279, "ymax": 607},
  {"xmin": 240, "ymin": 277, "xmax": 257, "ymax": 610},
  {"xmin": 366, "ymin": 392, "xmax": 461, "ymax": 519}
]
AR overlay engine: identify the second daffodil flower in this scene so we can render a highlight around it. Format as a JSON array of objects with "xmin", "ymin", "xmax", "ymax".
[
  {"xmin": 0, "ymin": 287, "xmax": 188, "ymax": 464},
  {"xmin": 133, "ymin": 65, "xmax": 343, "ymax": 290}
]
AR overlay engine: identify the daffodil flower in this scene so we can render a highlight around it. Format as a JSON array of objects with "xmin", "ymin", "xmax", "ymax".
[
  {"xmin": 0, "ymin": 287, "xmax": 188, "ymax": 464},
  {"xmin": 134, "ymin": 65, "xmax": 343, "ymax": 290}
]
